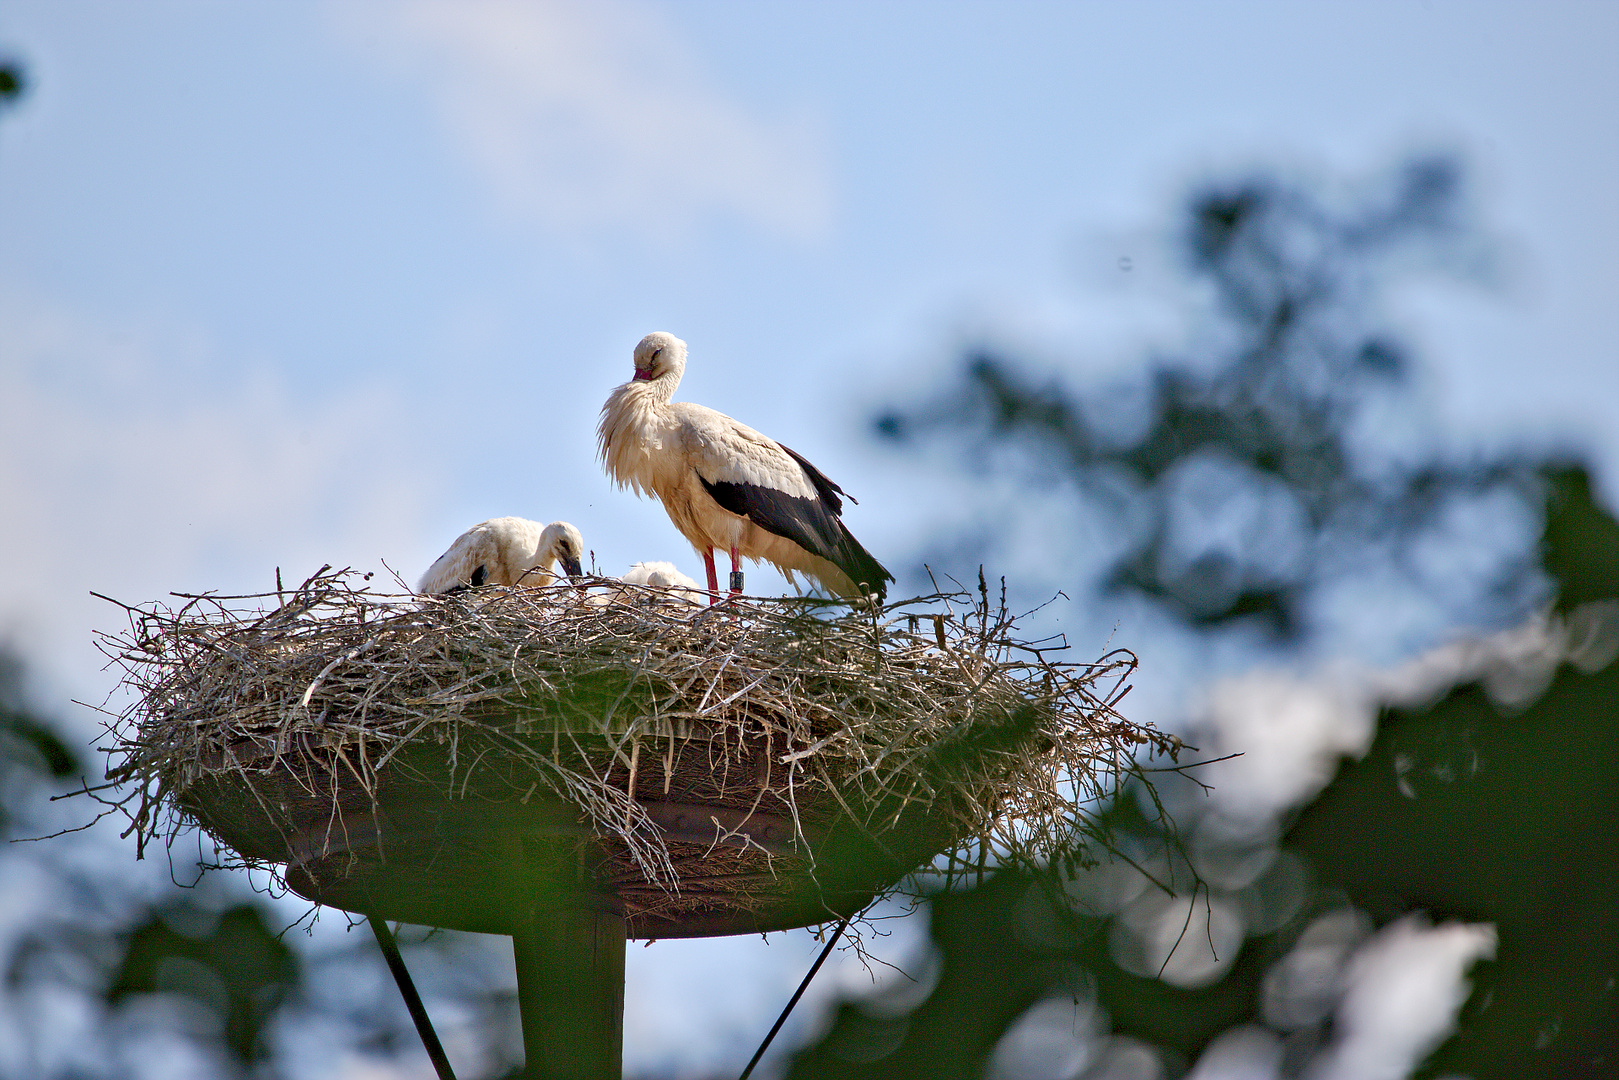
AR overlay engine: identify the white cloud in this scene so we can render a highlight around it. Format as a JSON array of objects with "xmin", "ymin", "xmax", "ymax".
[
  {"xmin": 337, "ymin": 0, "xmax": 833, "ymax": 241},
  {"xmin": 1193, "ymin": 671, "xmax": 1380, "ymax": 829},
  {"xmin": 1185, "ymin": 1026, "xmax": 1283, "ymax": 1080},
  {"xmin": 1371, "ymin": 602, "xmax": 1619, "ymax": 711},
  {"xmin": 1261, "ymin": 910, "xmax": 1372, "ymax": 1031},
  {"xmin": 1307, "ymin": 915, "xmax": 1496, "ymax": 1080},
  {"xmin": 1190, "ymin": 601, "xmax": 1619, "ymax": 831},
  {"xmin": 985, "ymin": 995, "xmax": 1104, "ymax": 1080},
  {"xmin": 0, "ymin": 289, "xmax": 441, "ymax": 716},
  {"xmin": 1111, "ymin": 890, "xmax": 1247, "ymax": 990},
  {"xmin": 1174, "ymin": 911, "xmax": 1494, "ymax": 1080}
]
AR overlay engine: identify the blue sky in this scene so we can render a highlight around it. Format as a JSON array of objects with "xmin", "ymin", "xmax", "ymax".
[
  {"xmin": 1, "ymin": 2, "xmax": 1615, "ymax": 1075},
  {"xmin": 3, "ymin": 0, "xmax": 1613, "ymax": 737}
]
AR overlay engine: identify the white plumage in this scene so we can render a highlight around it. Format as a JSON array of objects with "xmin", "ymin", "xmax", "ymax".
[
  {"xmin": 618, "ymin": 560, "xmax": 704, "ymax": 604},
  {"xmin": 619, "ymin": 560, "xmax": 703, "ymax": 592},
  {"xmin": 597, "ymin": 332, "xmax": 892, "ymax": 602},
  {"xmin": 416, "ymin": 518, "xmax": 585, "ymax": 594},
  {"xmin": 587, "ymin": 560, "xmax": 706, "ymax": 608}
]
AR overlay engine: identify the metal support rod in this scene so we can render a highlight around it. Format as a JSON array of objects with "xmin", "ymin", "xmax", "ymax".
[
  {"xmin": 367, "ymin": 914, "xmax": 458, "ymax": 1080},
  {"xmin": 737, "ymin": 918, "xmax": 849, "ymax": 1080},
  {"xmin": 512, "ymin": 898, "xmax": 626, "ymax": 1079}
]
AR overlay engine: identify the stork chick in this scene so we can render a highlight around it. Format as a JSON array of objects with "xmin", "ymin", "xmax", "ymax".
[
  {"xmin": 588, "ymin": 560, "xmax": 706, "ymax": 608},
  {"xmin": 417, "ymin": 518, "xmax": 585, "ymax": 594}
]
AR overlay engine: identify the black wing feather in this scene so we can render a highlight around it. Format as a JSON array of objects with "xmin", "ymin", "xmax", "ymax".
[
  {"xmin": 777, "ymin": 443, "xmax": 847, "ymax": 514},
  {"xmin": 699, "ymin": 446, "xmax": 893, "ymax": 599}
]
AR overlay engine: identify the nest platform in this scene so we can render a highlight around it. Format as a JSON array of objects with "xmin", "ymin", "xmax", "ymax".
[{"xmin": 99, "ymin": 568, "xmax": 1157, "ymax": 941}]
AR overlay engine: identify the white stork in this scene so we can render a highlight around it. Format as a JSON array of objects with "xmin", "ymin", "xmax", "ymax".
[
  {"xmin": 416, "ymin": 518, "xmax": 585, "ymax": 594},
  {"xmin": 597, "ymin": 332, "xmax": 893, "ymax": 603}
]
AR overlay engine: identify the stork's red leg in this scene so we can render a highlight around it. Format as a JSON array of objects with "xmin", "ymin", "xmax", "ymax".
[
  {"xmin": 728, "ymin": 547, "xmax": 743, "ymax": 595},
  {"xmin": 702, "ymin": 548, "xmax": 719, "ymax": 605}
]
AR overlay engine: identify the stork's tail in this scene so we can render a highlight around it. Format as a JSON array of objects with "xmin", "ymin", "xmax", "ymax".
[{"xmin": 831, "ymin": 525, "xmax": 894, "ymax": 603}]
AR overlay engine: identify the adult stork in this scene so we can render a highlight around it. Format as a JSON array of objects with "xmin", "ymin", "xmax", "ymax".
[
  {"xmin": 417, "ymin": 518, "xmax": 585, "ymax": 594},
  {"xmin": 597, "ymin": 332, "xmax": 893, "ymax": 604}
]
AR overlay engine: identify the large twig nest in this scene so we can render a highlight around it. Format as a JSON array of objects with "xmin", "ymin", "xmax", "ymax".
[{"xmin": 96, "ymin": 567, "xmax": 1167, "ymax": 937}]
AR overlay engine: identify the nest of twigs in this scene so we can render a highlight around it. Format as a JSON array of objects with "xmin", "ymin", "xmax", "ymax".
[{"xmin": 95, "ymin": 567, "xmax": 1169, "ymax": 937}]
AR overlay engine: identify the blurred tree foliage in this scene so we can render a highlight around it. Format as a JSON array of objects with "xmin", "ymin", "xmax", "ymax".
[
  {"xmin": 2, "ymin": 641, "xmax": 312, "ymax": 1078},
  {"xmin": 0, "ymin": 650, "xmax": 81, "ymax": 795},
  {"xmin": 875, "ymin": 156, "xmax": 1541, "ymax": 637},
  {"xmin": 0, "ymin": 57, "xmax": 23, "ymax": 109},
  {"xmin": 1289, "ymin": 466, "xmax": 1619, "ymax": 1077},
  {"xmin": 788, "ymin": 469, "xmax": 1617, "ymax": 1079},
  {"xmin": 105, "ymin": 903, "xmax": 300, "ymax": 1066},
  {"xmin": 787, "ymin": 161, "xmax": 1617, "ymax": 1078}
]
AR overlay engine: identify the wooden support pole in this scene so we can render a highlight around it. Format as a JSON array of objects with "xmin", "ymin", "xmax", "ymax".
[{"xmin": 512, "ymin": 897, "xmax": 626, "ymax": 1079}]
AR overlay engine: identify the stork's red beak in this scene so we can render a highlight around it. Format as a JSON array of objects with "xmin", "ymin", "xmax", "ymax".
[{"xmin": 633, "ymin": 368, "xmax": 652, "ymax": 381}]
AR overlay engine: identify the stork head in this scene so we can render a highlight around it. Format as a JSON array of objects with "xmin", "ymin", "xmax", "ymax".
[
  {"xmin": 539, "ymin": 521, "xmax": 586, "ymax": 579},
  {"xmin": 632, "ymin": 331, "xmax": 686, "ymax": 383}
]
